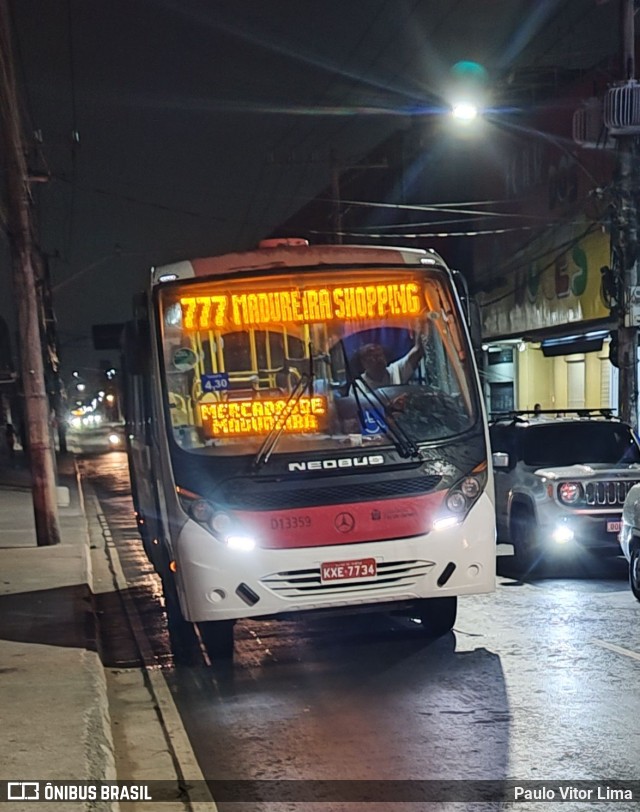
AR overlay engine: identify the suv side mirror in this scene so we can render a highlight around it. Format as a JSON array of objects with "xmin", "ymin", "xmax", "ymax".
[{"xmin": 492, "ymin": 451, "xmax": 510, "ymax": 469}]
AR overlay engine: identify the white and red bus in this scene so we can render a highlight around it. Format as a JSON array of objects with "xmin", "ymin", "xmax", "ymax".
[{"xmin": 121, "ymin": 239, "xmax": 496, "ymax": 659}]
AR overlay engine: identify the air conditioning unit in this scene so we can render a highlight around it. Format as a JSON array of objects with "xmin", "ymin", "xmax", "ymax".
[
  {"xmin": 572, "ymin": 97, "xmax": 607, "ymax": 148},
  {"xmin": 604, "ymin": 80, "xmax": 640, "ymax": 135}
]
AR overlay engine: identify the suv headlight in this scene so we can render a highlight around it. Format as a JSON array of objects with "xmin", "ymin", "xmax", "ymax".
[
  {"xmin": 177, "ymin": 488, "xmax": 256, "ymax": 550},
  {"xmin": 558, "ymin": 481, "xmax": 585, "ymax": 505}
]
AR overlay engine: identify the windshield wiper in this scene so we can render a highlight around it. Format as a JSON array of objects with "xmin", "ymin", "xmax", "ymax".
[
  {"xmin": 253, "ymin": 373, "xmax": 311, "ymax": 469},
  {"xmin": 333, "ymin": 336, "xmax": 421, "ymax": 459},
  {"xmin": 351, "ymin": 376, "xmax": 422, "ymax": 460}
]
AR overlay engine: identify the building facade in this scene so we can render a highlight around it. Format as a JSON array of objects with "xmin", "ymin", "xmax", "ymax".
[{"xmin": 470, "ymin": 69, "xmax": 627, "ymax": 417}]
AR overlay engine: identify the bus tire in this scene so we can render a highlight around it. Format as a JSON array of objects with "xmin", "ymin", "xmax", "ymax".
[
  {"xmin": 159, "ymin": 573, "xmax": 201, "ymax": 664},
  {"xmin": 198, "ymin": 620, "xmax": 235, "ymax": 660},
  {"xmin": 630, "ymin": 547, "xmax": 640, "ymax": 603},
  {"xmin": 416, "ymin": 596, "xmax": 457, "ymax": 637}
]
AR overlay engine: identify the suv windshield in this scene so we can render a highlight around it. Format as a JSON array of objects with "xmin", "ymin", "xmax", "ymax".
[
  {"xmin": 522, "ymin": 422, "xmax": 640, "ymax": 467},
  {"xmin": 158, "ymin": 267, "xmax": 478, "ymax": 456}
]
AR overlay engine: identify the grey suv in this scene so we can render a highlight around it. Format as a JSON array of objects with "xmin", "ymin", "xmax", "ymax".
[{"xmin": 489, "ymin": 410, "xmax": 640, "ymax": 572}]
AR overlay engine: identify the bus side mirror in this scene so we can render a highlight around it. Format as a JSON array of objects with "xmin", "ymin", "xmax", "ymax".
[
  {"xmin": 451, "ymin": 270, "xmax": 483, "ymax": 351},
  {"xmin": 467, "ymin": 297, "xmax": 483, "ymax": 352},
  {"xmin": 492, "ymin": 451, "xmax": 510, "ymax": 469},
  {"xmin": 124, "ymin": 319, "xmax": 150, "ymax": 376}
]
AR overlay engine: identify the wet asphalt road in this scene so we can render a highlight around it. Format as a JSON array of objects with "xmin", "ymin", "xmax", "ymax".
[{"xmin": 81, "ymin": 452, "xmax": 640, "ymax": 810}]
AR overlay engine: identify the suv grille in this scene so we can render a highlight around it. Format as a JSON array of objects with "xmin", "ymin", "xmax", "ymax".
[{"xmin": 584, "ymin": 480, "xmax": 640, "ymax": 507}]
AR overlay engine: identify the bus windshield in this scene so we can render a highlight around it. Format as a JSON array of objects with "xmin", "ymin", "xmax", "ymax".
[{"xmin": 157, "ymin": 267, "xmax": 478, "ymax": 457}]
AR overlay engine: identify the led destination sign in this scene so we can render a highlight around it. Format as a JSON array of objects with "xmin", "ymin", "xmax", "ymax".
[
  {"xmin": 181, "ymin": 281, "xmax": 422, "ymax": 331},
  {"xmin": 200, "ymin": 396, "xmax": 327, "ymax": 437}
]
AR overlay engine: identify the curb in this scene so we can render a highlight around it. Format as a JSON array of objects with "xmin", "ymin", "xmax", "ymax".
[
  {"xmin": 74, "ymin": 459, "xmax": 120, "ymax": 812},
  {"xmin": 86, "ymin": 482, "xmax": 217, "ymax": 812}
]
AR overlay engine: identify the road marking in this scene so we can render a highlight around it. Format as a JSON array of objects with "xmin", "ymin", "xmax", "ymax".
[{"xmin": 592, "ymin": 638, "xmax": 640, "ymax": 662}]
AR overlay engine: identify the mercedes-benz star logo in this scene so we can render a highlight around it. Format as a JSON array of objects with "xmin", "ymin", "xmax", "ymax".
[{"xmin": 335, "ymin": 512, "xmax": 355, "ymax": 533}]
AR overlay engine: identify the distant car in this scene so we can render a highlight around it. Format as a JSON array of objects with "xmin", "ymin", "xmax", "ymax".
[
  {"xmin": 67, "ymin": 422, "xmax": 125, "ymax": 454},
  {"xmin": 489, "ymin": 409, "xmax": 640, "ymax": 572},
  {"xmin": 619, "ymin": 483, "xmax": 640, "ymax": 600}
]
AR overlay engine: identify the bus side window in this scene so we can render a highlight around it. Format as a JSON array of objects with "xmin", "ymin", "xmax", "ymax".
[{"xmin": 124, "ymin": 317, "xmax": 155, "ymax": 447}]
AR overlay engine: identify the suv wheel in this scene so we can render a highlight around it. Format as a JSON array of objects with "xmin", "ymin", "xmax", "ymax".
[
  {"xmin": 630, "ymin": 547, "xmax": 640, "ymax": 603},
  {"xmin": 512, "ymin": 506, "xmax": 540, "ymax": 576}
]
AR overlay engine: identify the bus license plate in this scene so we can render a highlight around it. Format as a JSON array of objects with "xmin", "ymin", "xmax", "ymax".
[
  {"xmin": 607, "ymin": 520, "xmax": 621, "ymax": 533},
  {"xmin": 321, "ymin": 558, "xmax": 377, "ymax": 582}
]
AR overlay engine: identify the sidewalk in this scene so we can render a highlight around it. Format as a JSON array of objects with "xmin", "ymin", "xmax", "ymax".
[
  {"xmin": 0, "ymin": 451, "xmax": 117, "ymax": 810},
  {"xmin": 0, "ymin": 450, "xmax": 215, "ymax": 812}
]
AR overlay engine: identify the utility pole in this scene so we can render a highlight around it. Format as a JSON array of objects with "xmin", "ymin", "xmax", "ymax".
[
  {"xmin": 330, "ymin": 150, "xmax": 343, "ymax": 244},
  {"xmin": 0, "ymin": 0, "xmax": 61, "ymax": 545},
  {"xmin": 36, "ymin": 252, "xmax": 68, "ymax": 455},
  {"xmin": 330, "ymin": 149, "xmax": 388, "ymax": 245},
  {"xmin": 604, "ymin": 0, "xmax": 640, "ymax": 430},
  {"xmin": 268, "ymin": 149, "xmax": 387, "ymax": 244}
]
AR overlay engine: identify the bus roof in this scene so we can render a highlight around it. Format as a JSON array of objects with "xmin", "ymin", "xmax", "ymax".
[{"xmin": 151, "ymin": 242, "xmax": 446, "ymax": 286}]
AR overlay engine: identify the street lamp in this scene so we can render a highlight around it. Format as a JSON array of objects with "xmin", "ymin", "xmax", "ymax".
[
  {"xmin": 451, "ymin": 101, "xmax": 479, "ymax": 122},
  {"xmin": 447, "ymin": 60, "xmax": 489, "ymax": 129}
]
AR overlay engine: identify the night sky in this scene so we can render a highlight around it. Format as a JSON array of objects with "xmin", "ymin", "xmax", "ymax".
[{"xmin": 1, "ymin": 0, "xmax": 621, "ymax": 380}]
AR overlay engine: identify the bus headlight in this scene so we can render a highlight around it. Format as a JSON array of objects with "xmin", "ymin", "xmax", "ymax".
[
  {"xmin": 211, "ymin": 511, "xmax": 233, "ymax": 534},
  {"xmin": 226, "ymin": 535, "xmax": 256, "ymax": 551},
  {"xmin": 446, "ymin": 491, "xmax": 467, "ymax": 513},
  {"xmin": 460, "ymin": 477, "xmax": 480, "ymax": 499},
  {"xmin": 432, "ymin": 515, "xmax": 459, "ymax": 531},
  {"xmin": 178, "ymin": 489, "xmax": 256, "ymax": 550},
  {"xmin": 191, "ymin": 499, "xmax": 214, "ymax": 524},
  {"xmin": 434, "ymin": 463, "xmax": 487, "ymax": 531},
  {"xmin": 212, "ymin": 511, "xmax": 256, "ymax": 550}
]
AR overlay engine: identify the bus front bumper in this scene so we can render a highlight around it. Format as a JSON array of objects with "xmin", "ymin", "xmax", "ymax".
[{"xmin": 172, "ymin": 495, "xmax": 496, "ymax": 623}]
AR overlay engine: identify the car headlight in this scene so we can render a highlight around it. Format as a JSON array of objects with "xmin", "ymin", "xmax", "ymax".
[
  {"xmin": 551, "ymin": 523, "xmax": 574, "ymax": 544},
  {"xmin": 177, "ymin": 488, "xmax": 256, "ymax": 550},
  {"xmin": 558, "ymin": 481, "xmax": 584, "ymax": 505}
]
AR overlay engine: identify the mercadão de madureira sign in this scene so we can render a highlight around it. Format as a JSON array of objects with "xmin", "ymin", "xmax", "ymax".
[{"xmin": 199, "ymin": 396, "xmax": 328, "ymax": 437}]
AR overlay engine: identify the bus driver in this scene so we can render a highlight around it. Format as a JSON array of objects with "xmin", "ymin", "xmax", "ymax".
[{"xmin": 356, "ymin": 322, "xmax": 429, "ymax": 389}]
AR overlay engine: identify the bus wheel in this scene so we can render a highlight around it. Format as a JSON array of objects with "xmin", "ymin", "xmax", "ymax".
[
  {"xmin": 630, "ymin": 548, "xmax": 640, "ymax": 603},
  {"xmin": 198, "ymin": 620, "xmax": 235, "ymax": 661},
  {"xmin": 416, "ymin": 596, "xmax": 457, "ymax": 637}
]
